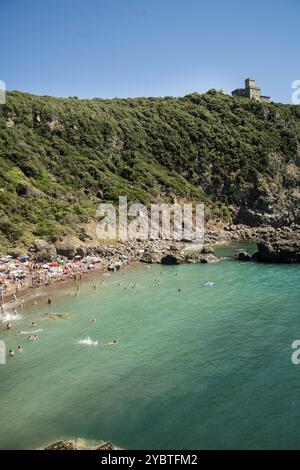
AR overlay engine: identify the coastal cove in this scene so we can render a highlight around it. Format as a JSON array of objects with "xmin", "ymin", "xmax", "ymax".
[{"xmin": 0, "ymin": 243, "xmax": 300, "ymax": 450}]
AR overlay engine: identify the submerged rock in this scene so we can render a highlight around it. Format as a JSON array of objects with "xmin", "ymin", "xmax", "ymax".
[{"xmin": 43, "ymin": 313, "xmax": 73, "ymax": 320}]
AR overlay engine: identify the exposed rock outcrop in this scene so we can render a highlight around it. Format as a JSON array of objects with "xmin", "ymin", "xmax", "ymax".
[
  {"xmin": 56, "ymin": 241, "xmax": 77, "ymax": 259},
  {"xmin": 201, "ymin": 246, "xmax": 214, "ymax": 254},
  {"xmin": 140, "ymin": 250, "xmax": 161, "ymax": 264},
  {"xmin": 43, "ymin": 439, "xmax": 117, "ymax": 450},
  {"xmin": 199, "ymin": 254, "xmax": 220, "ymax": 264},
  {"xmin": 254, "ymin": 225, "xmax": 300, "ymax": 263},
  {"xmin": 235, "ymin": 250, "xmax": 252, "ymax": 261},
  {"xmin": 44, "ymin": 440, "xmax": 76, "ymax": 450},
  {"xmin": 161, "ymin": 254, "xmax": 183, "ymax": 265},
  {"xmin": 31, "ymin": 239, "xmax": 57, "ymax": 262}
]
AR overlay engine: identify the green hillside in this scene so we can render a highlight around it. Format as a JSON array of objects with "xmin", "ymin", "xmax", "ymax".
[{"xmin": 0, "ymin": 90, "xmax": 299, "ymax": 250}]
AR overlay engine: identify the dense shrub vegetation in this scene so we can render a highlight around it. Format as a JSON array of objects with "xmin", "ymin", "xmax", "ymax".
[{"xmin": 0, "ymin": 90, "xmax": 299, "ymax": 249}]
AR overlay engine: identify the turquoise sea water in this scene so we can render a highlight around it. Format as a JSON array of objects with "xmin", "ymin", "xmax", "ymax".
[{"xmin": 0, "ymin": 243, "xmax": 300, "ymax": 450}]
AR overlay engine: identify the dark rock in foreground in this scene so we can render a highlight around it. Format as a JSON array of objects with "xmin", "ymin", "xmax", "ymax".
[
  {"xmin": 161, "ymin": 254, "xmax": 183, "ymax": 265},
  {"xmin": 43, "ymin": 439, "xmax": 117, "ymax": 450},
  {"xmin": 44, "ymin": 440, "xmax": 76, "ymax": 450},
  {"xmin": 254, "ymin": 225, "xmax": 300, "ymax": 263}
]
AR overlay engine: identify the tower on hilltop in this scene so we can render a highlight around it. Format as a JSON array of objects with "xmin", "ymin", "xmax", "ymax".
[{"xmin": 232, "ymin": 78, "xmax": 270, "ymax": 102}]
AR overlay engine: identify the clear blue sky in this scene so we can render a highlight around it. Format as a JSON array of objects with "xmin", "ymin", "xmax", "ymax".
[{"xmin": 1, "ymin": 0, "xmax": 299, "ymax": 103}]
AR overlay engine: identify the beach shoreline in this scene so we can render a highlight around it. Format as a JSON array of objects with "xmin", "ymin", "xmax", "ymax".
[{"xmin": 1, "ymin": 222, "xmax": 299, "ymax": 325}]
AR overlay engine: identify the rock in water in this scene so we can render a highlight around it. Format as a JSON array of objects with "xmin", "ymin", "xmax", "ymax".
[
  {"xmin": 43, "ymin": 439, "xmax": 117, "ymax": 450},
  {"xmin": 201, "ymin": 246, "xmax": 215, "ymax": 254},
  {"xmin": 140, "ymin": 250, "xmax": 162, "ymax": 264},
  {"xmin": 44, "ymin": 440, "xmax": 76, "ymax": 450},
  {"xmin": 161, "ymin": 254, "xmax": 183, "ymax": 265},
  {"xmin": 199, "ymin": 254, "xmax": 220, "ymax": 264},
  {"xmin": 235, "ymin": 250, "xmax": 252, "ymax": 261},
  {"xmin": 254, "ymin": 226, "xmax": 300, "ymax": 263}
]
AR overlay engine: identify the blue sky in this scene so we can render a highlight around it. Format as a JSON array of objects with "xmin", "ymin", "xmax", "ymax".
[{"xmin": 1, "ymin": 0, "xmax": 299, "ymax": 103}]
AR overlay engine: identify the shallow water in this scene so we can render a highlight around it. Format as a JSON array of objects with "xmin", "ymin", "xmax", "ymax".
[{"xmin": 0, "ymin": 244, "xmax": 300, "ymax": 450}]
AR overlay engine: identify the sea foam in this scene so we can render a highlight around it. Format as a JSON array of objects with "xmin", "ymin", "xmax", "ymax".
[{"xmin": 0, "ymin": 313, "xmax": 23, "ymax": 323}]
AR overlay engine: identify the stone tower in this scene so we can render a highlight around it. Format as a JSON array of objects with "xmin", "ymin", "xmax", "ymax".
[
  {"xmin": 232, "ymin": 78, "xmax": 270, "ymax": 102},
  {"xmin": 244, "ymin": 78, "xmax": 261, "ymax": 101}
]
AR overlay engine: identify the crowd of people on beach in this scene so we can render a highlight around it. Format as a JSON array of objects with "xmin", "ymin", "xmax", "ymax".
[{"xmin": 0, "ymin": 254, "xmax": 106, "ymax": 305}]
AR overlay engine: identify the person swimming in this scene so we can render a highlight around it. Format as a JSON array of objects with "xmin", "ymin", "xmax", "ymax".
[
  {"xmin": 9, "ymin": 350, "xmax": 15, "ymax": 357},
  {"xmin": 203, "ymin": 281, "xmax": 215, "ymax": 288},
  {"xmin": 6, "ymin": 322, "xmax": 12, "ymax": 330},
  {"xmin": 107, "ymin": 340, "xmax": 118, "ymax": 346},
  {"xmin": 31, "ymin": 322, "xmax": 37, "ymax": 327},
  {"xmin": 17, "ymin": 346, "xmax": 23, "ymax": 353},
  {"xmin": 47, "ymin": 297, "xmax": 52, "ymax": 304},
  {"xmin": 27, "ymin": 334, "xmax": 38, "ymax": 341}
]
